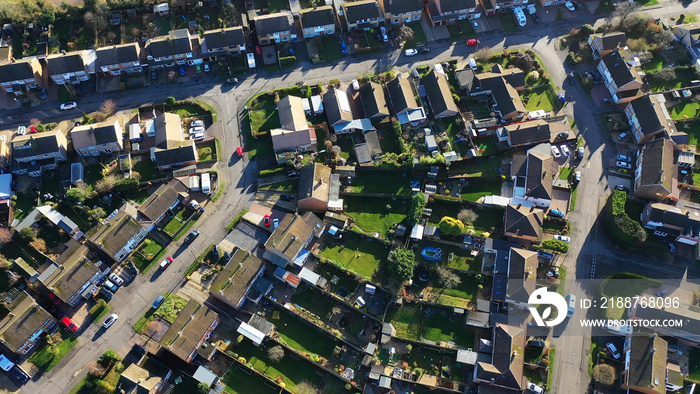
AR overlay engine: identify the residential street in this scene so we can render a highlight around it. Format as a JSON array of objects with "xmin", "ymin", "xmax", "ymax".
[{"xmin": 4, "ymin": 0, "xmax": 700, "ymax": 392}]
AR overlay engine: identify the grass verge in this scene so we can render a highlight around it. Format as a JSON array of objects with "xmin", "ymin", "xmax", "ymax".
[{"xmin": 29, "ymin": 328, "xmax": 77, "ymax": 372}]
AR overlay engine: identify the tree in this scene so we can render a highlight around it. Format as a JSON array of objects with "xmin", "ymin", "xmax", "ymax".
[
  {"xmin": 87, "ymin": 207, "xmax": 107, "ymax": 221},
  {"xmin": 397, "ymin": 24, "xmax": 414, "ymax": 43},
  {"xmin": 268, "ymin": 345, "xmax": 285, "ymax": 363},
  {"xmin": 84, "ymin": 11, "xmax": 107, "ymax": 33},
  {"xmin": 113, "ymin": 177, "xmax": 140, "ymax": 192},
  {"xmin": 474, "ymin": 46, "xmax": 492, "ymax": 61},
  {"xmin": 295, "ymin": 381, "xmax": 320, "ymax": 394},
  {"xmin": 435, "ymin": 266, "xmax": 461, "ymax": 289},
  {"xmin": 95, "ymin": 176, "xmax": 115, "ymax": 194},
  {"xmin": 196, "ymin": 382, "xmax": 210, "ymax": 394},
  {"xmin": 165, "ymin": 96, "xmax": 176, "ymax": 106},
  {"xmin": 592, "ymin": 364, "xmax": 616, "ymax": 386},
  {"xmin": 389, "ymin": 248, "xmax": 416, "ymax": 282},
  {"xmin": 17, "ymin": 227, "xmax": 37, "ymax": 242},
  {"xmin": 100, "ymin": 99, "xmax": 117, "ymax": 117},
  {"xmin": 66, "ymin": 187, "xmax": 88, "ymax": 202},
  {"xmin": 579, "ymin": 24, "xmax": 595, "ymax": 37},
  {"xmin": 514, "ymin": 52, "xmax": 535, "ymax": 72},
  {"xmin": 613, "ymin": 1, "xmax": 639, "ymax": 27},
  {"xmin": 458, "ymin": 209, "xmax": 478, "ymax": 225},
  {"xmin": 407, "ymin": 193, "xmax": 426, "ymax": 226},
  {"xmin": 94, "ymin": 379, "xmax": 115, "ymax": 394},
  {"xmin": 38, "ymin": 8, "xmax": 55, "ymax": 27},
  {"xmin": 439, "ymin": 216, "xmax": 465, "ymax": 236}
]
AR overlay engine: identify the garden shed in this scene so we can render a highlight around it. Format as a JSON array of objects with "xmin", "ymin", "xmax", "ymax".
[
  {"xmin": 410, "ymin": 224, "xmax": 424, "ymax": 240},
  {"xmin": 425, "ymin": 135, "xmax": 438, "ymax": 151},
  {"xmin": 237, "ymin": 321, "xmax": 266, "ymax": 346}
]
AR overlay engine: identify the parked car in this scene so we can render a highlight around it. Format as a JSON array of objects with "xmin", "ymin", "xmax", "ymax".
[
  {"xmin": 60, "ymin": 102, "xmax": 77, "ymax": 110},
  {"xmin": 204, "ymin": 63, "xmax": 210, "ymax": 72},
  {"xmin": 467, "ymin": 38, "xmax": 480, "ymax": 46},
  {"xmin": 617, "ymin": 154, "xmax": 631, "ymax": 162},
  {"xmin": 617, "ymin": 161, "xmax": 632, "ymax": 169},
  {"xmin": 40, "ymin": 89, "xmax": 47, "ymax": 100},
  {"xmin": 108, "ymin": 273, "xmax": 124, "ymax": 286},
  {"xmin": 550, "ymin": 145, "xmax": 561, "ymax": 158},
  {"xmin": 606, "ymin": 342, "xmax": 621, "ymax": 359},
  {"xmin": 352, "ymin": 79, "xmax": 360, "ymax": 90},
  {"xmin": 602, "ymin": 98, "xmax": 612, "ymax": 105},
  {"xmin": 159, "ymin": 257, "xmax": 173, "ymax": 270},
  {"xmin": 47, "ymin": 293, "xmax": 61, "ymax": 305},
  {"xmin": 574, "ymin": 171, "xmax": 581, "ymax": 182},
  {"xmin": 178, "ymin": 66, "xmax": 186, "ymax": 76},
  {"xmin": 618, "ymin": 132, "xmax": 629, "ymax": 141},
  {"xmin": 263, "ymin": 214, "xmax": 271, "ymax": 227},
  {"xmin": 527, "ymin": 340, "xmax": 546, "ymax": 348},
  {"xmin": 153, "ymin": 295, "xmax": 165, "ymax": 309},
  {"xmin": 531, "ymin": 13, "xmax": 541, "ymax": 23},
  {"xmin": 404, "ymin": 48, "xmax": 418, "ymax": 56},
  {"xmin": 472, "ymin": 21, "xmax": 479, "ymax": 29},
  {"xmin": 61, "ymin": 316, "xmax": 79, "ymax": 332},
  {"xmin": 418, "ymin": 47, "xmax": 430, "ymax": 54},
  {"xmin": 211, "ymin": 244, "xmax": 220, "ymax": 262},
  {"xmin": 554, "ymin": 234, "xmax": 571, "ymax": 243},
  {"xmin": 191, "ymin": 120, "xmax": 204, "ymax": 127},
  {"xmin": 576, "ymin": 146, "xmax": 584, "ymax": 159},
  {"xmin": 196, "ymin": 65, "xmax": 202, "ymax": 74},
  {"xmin": 565, "ymin": 1, "xmax": 575, "ymax": 10},
  {"xmin": 527, "ymin": 382, "xmax": 544, "ymax": 394},
  {"xmin": 556, "ymin": 132, "xmax": 569, "ymax": 140},
  {"xmin": 560, "ymin": 145, "xmax": 570, "ymax": 157},
  {"xmin": 236, "ymin": 146, "xmax": 244, "ymax": 157},
  {"xmin": 103, "ymin": 280, "xmax": 118, "ymax": 293},
  {"xmin": 127, "ymin": 261, "xmax": 138, "ymax": 275},
  {"xmin": 133, "ymin": 344, "xmax": 147, "ymax": 356},
  {"xmin": 273, "ymin": 218, "xmax": 279, "ymax": 229},
  {"xmin": 190, "ymin": 132, "xmax": 205, "ymax": 141},
  {"xmin": 184, "ymin": 230, "xmax": 200, "ymax": 243},
  {"xmin": 549, "ymin": 209, "xmax": 565, "ymax": 218},
  {"xmin": 225, "ymin": 77, "xmax": 239, "ymax": 85},
  {"xmin": 255, "ymin": 46, "xmax": 262, "ymax": 55},
  {"xmin": 17, "ymin": 126, "xmax": 26, "ymax": 135},
  {"xmin": 9, "ymin": 366, "xmax": 29, "ymax": 384},
  {"xmin": 286, "ymin": 170, "xmax": 299, "ymax": 178},
  {"xmin": 615, "ymin": 185, "xmax": 630, "ymax": 192},
  {"xmin": 280, "ymin": 194, "xmax": 294, "ymax": 202},
  {"xmin": 663, "ymin": 239, "xmax": 676, "ymax": 252},
  {"xmin": 103, "ymin": 314, "xmax": 118, "ymax": 329},
  {"xmin": 340, "ymin": 42, "xmax": 347, "ymax": 54},
  {"xmin": 100, "ymin": 287, "xmax": 114, "ymax": 301}
]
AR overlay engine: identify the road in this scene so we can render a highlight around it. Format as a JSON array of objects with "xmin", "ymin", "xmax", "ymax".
[{"xmin": 4, "ymin": 0, "xmax": 700, "ymax": 392}]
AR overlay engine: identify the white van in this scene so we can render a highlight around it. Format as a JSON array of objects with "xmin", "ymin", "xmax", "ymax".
[
  {"xmin": 201, "ymin": 173, "xmax": 211, "ymax": 195},
  {"xmin": 0, "ymin": 354, "xmax": 15, "ymax": 371},
  {"xmin": 468, "ymin": 58, "xmax": 477, "ymax": 71},
  {"xmin": 247, "ymin": 53, "xmax": 256, "ymax": 69},
  {"xmin": 565, "ymin": 294, "xmax": 576, "ymax": 317},
  {"xmin": 513, "ymin": 7, "xmax": 527, "ymax": 27},
  {"xmin": 604, "ymin": 320, "xmax": 633, "ymax": 336}
]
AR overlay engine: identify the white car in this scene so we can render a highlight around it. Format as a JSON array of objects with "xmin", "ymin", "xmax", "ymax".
[
  {"xmin": 617, "ymin": 154, "xmax": 631, "ymax": 162},
  {"xmin": 551, "ymin": 145, "xmax": 561, "ymax": 158},
  {"xmin": 191, "ymin": 120, "xmax": 204, "ymax": 127},
  {"xmin": 560, "ymin": 145, "xmax": 570, "ymax": 157},
  {"xmin": 405, "ymin": 48, "xmax": 418, "ymax": 56},
  {"xmin": 606, "ymin": 342, "xmax": 621, "ymax": 359},
  {"xmin": 188, "ymin": 126, "xmax": 205, "ymax": 134},
  {"xmin": 617, "ymin": 161, "xmax": 632, "ymax": 169},
  {"xmin": 554, "ymin": 234, "xmax": 571, "ymax": 243},
  {"xmin": 191, "ymin": 132, "xmax": 205, "ymax": 141},
  {"xmin": 103, "ymin": 313, "xmax": 118, "ymax": 329},
  {"xmin": 565, "ymin": 1, "xmax": 575, "ymax": 10},
  {"xmin": 203, "ymin": 63, "xmax": 210, "ymax": 72},
  {"xmin": 60, "ymin": 102, "xmax": 77, "ymax": 110},
  {"xmin": 575, "ymin": 171, "xmax": 581, "ymax": 182},
  {"xmin": 247, "ymin": 52, "xmax": 256, "ymax": 69},
  {"xmin": 108, "ymin": 273, "xmax": 124, "ymax": 286},
  {"xmin": 527, "ymin": 4, "xmax": 537, "ymax": 13},
  {"xmin": 352, "ymin": 79, "xmax": 360, "ymax": 90},
  {"xmin": 526, "ymin": 382, "xmax": 544, "ymax": 394},
  {"xmin": 17, "ymin": 126, "xmax": 26, "ymax": 136}
]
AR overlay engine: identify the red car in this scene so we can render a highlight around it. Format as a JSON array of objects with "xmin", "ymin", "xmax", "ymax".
[
  {"xmin": 263, "ymin": 214, "xmax": 271, "ymax": 227},
  {"xmin": 467, "ymin": 39, "xmax": 480, "ymax": 46},
  {"xmin": 61, "ymin": 316, "xmax": 79, "ymax": 332},
  {"xmin": 159, "ymin": 257, "xmax": 173, "ymax": 270},
  {"xmin": 48, "ymin": 293, "xmax": 61, "ymax": 305},
  {"xmin": 255, "ymin": 46, "xmax": 262, "ymax": 55},
  {"xmin": 236, "ymin": 147, "xmax": 244, "ymax": 157}
]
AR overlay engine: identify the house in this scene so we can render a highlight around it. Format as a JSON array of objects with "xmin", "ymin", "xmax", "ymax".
[
  {"xmin": 341, "ymin": 0, "xmax": 383, "ymax": 31},
  {"xmin": 634, "ymin": 138, "xmax": 675, "ymax": 202},
  {"xmin": 0, "ymin": 46, "xmax": 12, "ymax": 63},
  {"xmin": 161, "ymin": 301, "xmax": 220, "ymax": 363},
  {"xmin": 380, "ymin": 0, "xmax": 423, "ymax": 25},
  {"xmin": 426, "ymin": 0, "xmax": 481, "ymax": 26},
  {"xmin": 45, "ymin": 50, "xmax": 94, "ymax": 86},
  {"xmin": 474, "ymin": 324, "xmax": 527, "ymax": 392},
  {"xmin": 0, "ymin": 57, "xmax": 43, "ymax": 93},
  {"xmin": 359, "ymin": 81, "xmax": 390, "ymax": 119},
  {"xmin": 299, "ymin": 6, "xmax": 336, "ymax": 38},
  {"xmin": 145, "ymin": 29, "xmax": 195, "ymax": 69},
  {"xmin": 624, "ymin": 95, "xmax": 677, "ymax": 145},
  {"xmin": 0, "ymin": 136, "xmax": 10, "ymax": 169},
  {"xmin": 71, "ymin": 120, "xmax": 124, "ymax": 158},
  {"xmin": 38, "ymin": 239, "xmax": 102, "ymax": 306},
  {"xmin": 510, "ymin": 149, "xmax": 554, "ymax": 208},
  {"xmin": 119, "ymin": 362, "xmax": 171, "ymax": 394},
  {"xmin": 0, "ymin": 291, "xmax": 56, "ymax": 357},
  {"xmin": 588, "ymin": 32, "xmax": 627, "ymax": 59},
  {"xmin": 504, "ymin": 203, "xmax": 544, "ymax": 244},
  {"xmin": 506, "ymin": 248, "xmax": 537, "ymax": 305},
  {"xmin": 95, "ymin": 43, "xmax": 142, "ymax": 77},
  {"xmin": 155, "ymin": 113, "xmax": 183, "ymax": 149},
  {"xmin": 262, "ymin": 212, "xmax": 325, "ymax": 267},
  {"xmin": 421, "ymin": 70, "xmax": 459, "ymax": 118},
  {"xmin": 271, "ymin": 95, "xmax": 316, "ymax": 156},
  {"xmin": 323, "ymin": 87, "xmax": 354, "ymax": 130},
  {"xmin": 153, "ymin": 143, "xmax": 198, "ymax": 171},
  {"xmin": 640, "ymin": 202, "xmax": 700, "ymax": 246},
  {"xmin": 137, "ymin": 179, "xmax": 189, "ymax": 228},
  {"xmin": 496, "ymin": 120, "xmax": 551, "ymax": 149},
  {"xmin": 674, "ymin": 22, "xmax": 700, "ymax": 60},
  {"xmin": 472, "ymin": 65, "xmax": 526, "ymax": 121},
  {"xmin": 201, "ymin": 27, "xmax": 246, "ymax": 57},
  {"xmin": 298, "ymin": 163, "xmax": 343, "ymax": 212},
  {"xmin": 386, "ymin": 76, "xmax": 427, "ymax": 126},
  {"xmin": 621, "ymin": 334, "xmax": 668, "ymax": 394},
  {"xmin": 15, "ymin": 205, "xmax": 80, "ymax": 236},
  {"xmin": 11, "ymin": 129, "xmax": 68, "ymax": 177},
  {"xmin": 629, "ymin": 302, "xmax": 700, "ymax": 345},
  {"xmin": 210, "ymin": 250, "xmax": 265, "ymax": 309},
  {"xmin": 597, "ymin": 50, "xmax": 643, "ymax": 104},
  {"xmin": 255, "ymin": 12, "xmax": 296, "ymax": 45},
  {"xmin": 86, "ymin": 209, "xmax": 148, "ymax": 262}
]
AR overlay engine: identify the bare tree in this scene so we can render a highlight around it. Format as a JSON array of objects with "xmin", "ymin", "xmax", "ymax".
[
  {"xmin": 474, "ymin": 46, "xmax": 493, "ymax": 61},
  {"xmin": 436, "ymin": 266, "xmax": 461, "ymax": 290},
  {"xmin": 100, "ymin": 99, "xmax": 117, "ymax": 117},
  {"xmin": 95, "ymin": 175, "xmax": 115, "ymax": 194},
  {"xmin": 84, "ymin": 11, "xmax": 108, "ymax": 33},
  {"xmin": 613, "ymin": 1, "xmax": 639, "ymax": 27},
  {"xmin": 397, "ymin": 25, "xmax": 414, "ymax": 43},
  {"xmin": 458, "ymin": 209, "xmax": 479, "ymax": 225},
  {"xmin": 295, "ymin": 381, "xmax": 320, "ymax": 394},
  {"xmin": 267, "ymin": 345, "xmax": 285, "ymax": 363}
]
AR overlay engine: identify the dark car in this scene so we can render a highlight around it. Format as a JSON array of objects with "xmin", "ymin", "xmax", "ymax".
[
  {"xmin": 532, "ymin": 13, "xmax": 540, "ymax": 23},
  {"xmin": 9, "ymin": 366, "xmax": 29, "ymax": 384},
  {"xmin": 527, "ymin": 340, "xmax": 546, "ymax": 349},
  {"xmin": 178, "ymin": 66, "xmax": 186, "ymax": 76},
  {"xmin": 212, "ymin": 244, "xmax": 220, "ymax": 261},
  {"xmin": 601, "ymin": 98, "xmax": 612, "ymax": 105},
  {"xmin": 40, "ymin": 89, "xmax": 47, "ymax": 100},
  {"xmin": 184, "ymin": 230, "xmax": 200, "ymax": 243},
  {"xmin": 286, "ymin": 170, "xmax": 299, "ymax": 178},
  {"xmin": 99, "ymin": 287, "xmax": 114, "ymax": 301},
  {"xmin": 151, "ymin": 71, "xmax": 158, "ymax": 81},
  {"xmin": 615, "ymin": 185, "xmax": 630, "ymax": 193},
  {"xmin": 418, "ymin": 47, "xmax": 430, "ymax": 54},
  {"xmin": 127, "ymin": 261, "xmax": 138, "ymax": 275},
  {"xmin": 225, "ymin": 77, "xmax": 239, "ymax": 85},
  {"xmin": 280, "ymin": 194, "xmax": 294, "ymax": 202},
  {"xmin": 48, "ymin": 293, "xmax": 61, "ymax": 305}
]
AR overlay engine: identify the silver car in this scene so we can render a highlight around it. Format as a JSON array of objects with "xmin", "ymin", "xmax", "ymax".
[{"xmin": 103, "ymin": 314, "xmax": 118, "ymax": 329}]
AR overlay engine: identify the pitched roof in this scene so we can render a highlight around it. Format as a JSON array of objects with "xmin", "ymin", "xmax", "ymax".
[
  {"xmin": 164, "ymin": 301, "xmax": 219, "ymax": 361},
  {"xmin": 203, "ymin": 27, "xmax": 245, "ymax": 50},
  {"xmin": 505, "ymin": 120, "xmax": 550, "ymax": 147},
  {"xmin": 11, "ymin": 129, "xmax": 63, "ymax": 160},
  {"xmin": 278, "ymin": 95, "xmax": 309, "ymax": 132},
  {"xmin": 639, "ymin": 138, "xmax": 674, "ymax": 190},
  {"xmin": 625, "ymin": 334, "xmax": 667, "ymax": 393},
  {"xmin": 154, "ymin": 144, "xmax": 198, "ymax": 167},
  {"xmin": 137, "ymin": 180, "xmax": 188, "ymax": 222},
  {"xmin": 525, "ymin": 152, "xmax": 553, "ymax": 200},
  {"xmin": 478, "ymin": 75, "xmax": 525, "ymax": 117},
  {"xmin": 476, "ymin": 324, "xmax": 526, "ymax": 390},
  {"xmin": 421, "ymin": 70, "xmax": 459, "ymax": 115},
  {"xmin": 155, "ymin": 112, "xmax": 182, "ymax": 149},
  {"xmin": 263, "ymin": 212, "xmax": 324, "ymax": 265},
  {"xmin": 343, "ymin": 0, "xmax": 381, "ymax": 23},
  {"xmin": 504, "ymin": 204, "xmax": 543, "ymax": 241},
  {"xmin": 95, "ymin": 43, "xmax": 140, "ymax": 68},
  {"xmin": 480, "ymin": 64, "xmax": 527, "ymax": 90},
  {"xmin": 507, "ymin": 248, "xmax": 537, "ymax": 303},
  {"xmin": 255, "ymin": 12, "xmax": 294, "ymax": 35},
  {"xmin": 46, "ymin": 52, "xmax": 85, "ymax": 75},
  {"xmin": 428, "ymin": 0, "xmax": 477, "ymax": 21},
  {"xmin": 211, "ymin": 250, "xmax": 264, "ymax": 307},
  {"xmin": 600, "ymin": 50, "xmax": 636, "ymax": 87},
  {"xmin": 590, "ymin": 32, "xmax": 627, "ymax": 51},
  {"xmin": 0, "ymin": 58, "xmax": 38, "ymax": 83},
  {"xmin": 646, "ymin": 202, "xmax": 691, "ymax": 229},
  {"xmin": 628, "ymin": 95, "xmax": 677, "ymax": 138},
  {"xmin": 70, "ymin": 120, "xmax": 122, "ymax": 150},
  {"xmin": 298, "ymin": 163, "xmax": 331, "ymax": 203},
  {"xmin": 300, "ymin": 6, "xmax": 335, "ymax": 28},
  {"xmin": 359, "ymin": 81, "xmax": 389, "ymax": 118},
  {"xmin": 44, "ymin": 240, "xmax": 99, "ymax": 301},
  {"xmin": 386, "ymin": 76, "xmax": 418, "ymax": 113},
  {"xmin": 146, "ymin": 29, "xmax": 193, "ymax": 58},
  {"xmin": 120, "ymin": 364, "xmax": 164, "ymax": 394},
  {"xmin": 0, "ymin": 291, "xmax": 56, "ymax": 354},
  {"xmin": 384, "ymin": 0, "xmax": 422, "ymax": 14},
  {"xmin": 323, "ymin": 87, "xmax": 354, "ymax": 125},
  {"xmin": 86, "ymin": 210, "xmax": 144, "ymax": 258}
]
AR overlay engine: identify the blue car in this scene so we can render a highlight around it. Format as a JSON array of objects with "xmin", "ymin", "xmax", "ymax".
[
  {"xmin": 178, "ymin": 66, "xmax": 186, "ymax": 76},
  {"xmin": 340, "ymin": 42, "xmax": 347, "ymax": 54},
  {"xmin": 549, "ymin": 209, "xmax": 565, "ymax": 218}
]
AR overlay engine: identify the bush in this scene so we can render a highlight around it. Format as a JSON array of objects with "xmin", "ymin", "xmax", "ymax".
[
  {"xmin": 279, "ymin": 55, "xmax": 296, "ymax": 66},
  {"xmin": 90, "ymin": 299, "xmax": 108, "ymax": 317},
  {"xmin": 611, "ymin": 190, "xmax": 626, "ymax": 215},
  {"xmin": 389, "ymin": 248, "xmax": 416, "ymax": 282},
  {"xmin": 541, "ymin": 239, "xmax": 569, "ymax": 253},
  {"xmin": 439, "ymin": 216, "xmax": 465, "ymax": 236},
  {"xmin": 407, "ymin": 193, "xmax": 426, "ymax": 226},
  {"xmin": 17, "ymin": 227, "xmax": 37, "ymax": 242},
  {"xmin": 609, "ymin": 191, "xmax": 647, "ymax": 244},
  {"xmin": 165, "ymin": 97, "xmax": 176, "ymax": 106},
  {"xmin": 113, "ymin": 177, "xmax": 140, "ymax": 192},
  {"xmin": 66, "ymin": 187, "xmax": 88, "ymax": 203},
  {"xmin": 593, "ymin": 364, "xmax": 616, "ymax": 386}
]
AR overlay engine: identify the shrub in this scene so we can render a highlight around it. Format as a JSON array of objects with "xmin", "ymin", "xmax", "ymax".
[
  {"xmin": 439, "ymin": 216, "xmax": 465, "ymax": 236},
  {"xmin": 541, "ymin": 239, "xmax": 569, "ymax": 253},
  {"xmin": 593, "ymin": 364, "xmax": 616, "ymax": 386},
  {"xmin": 165, "ymin": 96, "xmax": 176, "ymax": 106},
  {"xmin": 113, "ymin": 177, "xmax": 140, "ymax": 192},
  {"xmin": 17, "ymin": 227, "xmax": 37, "ymax": 242},
  {"xmin": 389, "ymin": 248, "xmax": 416, "ymax": 282},
  {"xmin": 279, "ymin": 55, "xmax": 296, "ymax": 66},
  {"xmin": 407, "ymin": 193, "xmax": 426, "ymax": 226}
]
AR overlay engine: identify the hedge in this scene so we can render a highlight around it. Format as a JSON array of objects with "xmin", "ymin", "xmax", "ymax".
[
  {"xmin": 279, "ymin": 56, "xmax": 296, "ymax": 66},
  {"xmin": 540, "ymin": 239, "xmax": 569, "ymax": 253}
]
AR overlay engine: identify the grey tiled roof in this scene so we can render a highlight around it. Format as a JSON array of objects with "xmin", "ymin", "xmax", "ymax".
[
  {"xmin": 46, "ymin": 52, "xmax": 85, "ymax": 75},
  {"xmin": 95, "ymin": 43, "xmax": 140, "ymax": 68}
]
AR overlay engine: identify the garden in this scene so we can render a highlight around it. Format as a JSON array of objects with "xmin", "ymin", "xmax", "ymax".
[
  {"xmin": 523, "ymin": 85, "xmax": 562, "ymax": 113},
  {"xmin": 133, "ymin": 293, "xmax": 188, "ymax": 334},
  {"xmin": 313, "ymin": 260, "xmax": 362, "ymax": 298},
  {"xmin": 319, "ymin": 232, "xmax": 389, "ymax": 279},
  {"xmin": 269, "ymin": 307, "xmax": 338, "ymax": 357},
  {"xmin": 424, "ymin": 272, "xmax": 486, "ymax": 309},
  {"xmin": 646, "ymin": 67, "xmax": 697, "ymax": 92},
  {"xmin": 29, "ymin": 328, "xmax": 77, "ymax": 372},
  {"xmin": 223, "ymin": 365, "xmax": 279, "ymax": 394},
  {"xmin": 422, "ymin": 312, "xmax": 476, "ymax": 348},
  {"xmin": 196, "ymin": 139, "xmax": 219, "ymax": 162},
  {"xmin": 290, "ymin": 287, "xmax": 336, "ymax": 321},
  {"xmin": 343, "ymin": 196, "xmax": 409, "ymax": 236},
  {"xmin": 416, "ymin": 240, "xmax": 482, "ymax": 271},
  {"xmin": 386, "ymin": 305, "xmax": 422, "ymax": 341},
  {"xmin": 348, "ymin": 171, "xmax": 413, "ymax": 195},
  {"xmin": 461, "ymin": 179, "xmax": 502, "ymax": 202},
  {"xmin": 448, "ymin": 158, "xmax": 502, "ymax": 177},
  {"xmin": 130, "ymin": 236, "xmax": 166, "ymax": 273},
  {"xmin": 599, "ymin": 273, "xmax": 661, "ymax": 319}
]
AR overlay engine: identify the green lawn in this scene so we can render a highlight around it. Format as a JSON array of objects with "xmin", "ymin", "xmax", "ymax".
[
  {"xmin": 322, "ymin": 35, "xmax": 342, "ymax": 62},
  {"xmin": 270, "ymin": 307, "xmax": 337, "ymax": 355},
  {"xmin": 417, "ymin": 241, "xmax": 482, "ymax": 271},
  {"xmin": 570, "ymin": 187, "xmax": 578, "ymax": 211},
  {"xmin": 313, "ymin": 262, "xmax": 361, "ymax": 298},
  {"xmin": 671, "ymin": 102, "xmax": 700, "ymax": 119},
  {"xmin": 448, "ymin": 158, "xmax": 502, "ymax": 177},
  {"xmin": 647, "ymin": 67, "xmax": 697, "ymax": 92},
  {"xmin": 258, "ymin": 179, "xmax": 299, "ymax": 192},
  {"xmin": 350, "ymin": 171, "xmax": 412, "ymax": 195},
  {"xmin": 641, "ymin": 56, "xmax": 664, "ymax": 72},
  {"xmin": 29, "ymin": 328, "xmax": 78, "ymax": 372},
  {"xmin": 559, "ymin": 166, "xmax": 573, "ymax": 180},
  {"xmin": 402, "ymin": 22, "xmax": 428, "ymax": 48},
  {"xmin": 523, "ymin": 85, "xmax": 561, "ymax": 112},
  {"xmin": 223, "ymin": 366, "xmax": 279, "ymax": 394},
  {"xmin": 386, "ymin": 306, "xmax": 422, "ymax": 341},
  {"xmin": 171, "ymin": 103, "xmax": 209, "ymax": 118},
  {"xmin": 461, "ymin": 179, "xmax": 502, "ymax": 202},
  {"xmin": 447, "ymin": 20, "xmax": 477, "ymax": 40},
  {"xmin": 235, "ymin": 340, "xmax": 321, "ymax": 392},
  {"xmin": 249, "ymin": 108, "xmax": 281, "ymax": 133},
  {"xmin": 319, "ymin": 234, "xmax": 389, "ymax": 279},
  {"xmin": 290, "ymin": 288, "xmax": 335, "ymax": 320},
  {"xmin": 471, "ymin": 208, "xmax": 504, "ymax": 235},
  {"xmin": 429, "ymin": 272, "xmax": 483, "ymax": 308},
  {"xmin": 682, "ymin": 14, "xmax": 700, "ymax": 23},
  {"xmin": 162, "ymin": 209, "xmax": 188, "ymax": 236},
  {"xmin": 500, "ymin": 14, "xmax": 518, "ymax": 32},
  {"xmin": 243, "ymin": 111, "xmax": 274, "ymax": 160},
  {"xmin": 634, "ymin": 0, "xmax": 659, "ymax": 5},
  {"xmin": 343, "ymin": 196, "xmax": 408, "ymax": 235},
  {"xmin": 422, "ymin": 313, "xmax": 475, "ymax": 347},
  {"xmin": 196, "ymin": 139, "xmax": 217, "ymax": 161},
  {"xmin": 676, "ymin": 119, "xmax": 700, "ymax": 147},
  {"xmin": 472, "ymin": 136, "xmax": 499, "ymax": 156},
  {"xmin": 600, "ymin": 274, "xmax": 660, "ymax": 319},
  {"xmin": 133, "ymin": 158, "xmax": 165, "ymax": 181},
  {"xmin": 133, "ymin": 293, "xmax": 187, "ymax": 333}
]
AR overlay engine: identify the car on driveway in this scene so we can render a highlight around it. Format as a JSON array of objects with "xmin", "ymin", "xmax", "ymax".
[
  {"xmin": 618, "ymin": 132, "xmax": 629, "ymax": 141},
  {"xmin": 467, "ymin": 38, "xmax": 480, "ymax": 46},
  {"xmin": 255, "ymin": 46, "xmax": 262, "ymax": 55},
  {"xmin": 617, "ymin": 154, "xmax": 631, "ymax": 162},
  {"xmin": 606, "ymin": 342, "xmax": 621, "ymax": 359},
  {"xmin": 280, "ymin": 194, "xmax": 294, "ymax": 201},
  {"xmin": 574, "ymin": 171, "xmax": 581, "ymax": 182},
  {"xmin": 418, "ymin": 47, "xmax": 430, "ymax": 54},
  {"xmin": 615, "ymin": 185, "xmax": 630, "ymax": 192},
  {"xmin": 617, "ymin": 161, "xmax": 632, "ymax": 169},
  {"xmin": 236, "ymin": 146, "xmax": 244, "ymax": 157},
  {"xmin": 103, "ymin": 314, "xmax": 118, "ymax": 329},
  {"xmin": 527, "ymin": 340, "xmax": 546, "ymax": 348},
  {"xmin": 61, "ymin": 316, "xmax": 79, "ymax": 332},
  {"xmin": 100, "ymin": 287, "xmax": 114, "ymax": 301},
  {"xmin": 108, "ymin": 273, "xmax": 124, "ymax": 286},
  {"xmin": 159, "ymin": 257, "xmax": 173, "ymax": 270},
  {"xmin": 560, "ymin": 145, "xmax": 570, "ymax": 157},
  {"xmin": 178, "ymin": 66, "xmax": 186, "ymax": 76},
  {"xmin": 48, "ymin": 293, "xmax": 60, "ymax": 305},
  {"xmin": 225, "ymin": 77, "xmax": 239, "ymax": 85},
  {"xmin": 565, "ymin": 1, "xmax": 575, "ymax": 10},
  {"xmin": 263, "ymin": 214, "xmax": 271, "ymax": 227},
  {"xmin": 576, "ymin": 146, "xmax": 584, "ymax": 159},
  {"xmin": 204, "ymin": 63, "xmax": 210, "ymax": 72},
  {"xmin": 340, "ymin": 42, "xmax": 347, "ymax": 54},
  {"xmin": 184, "ymin": 230, "xmax": 200, "ymax": 243},
  {"xmin": 273, "ymin": 218, "xmax": 279, "ymax": 228},
  {"xmin": 527, "ymin": 382, "xmax": 544, "ymax": 394},
  {"xmin": 404, "ymin": 48, "xmax": 418, "ymax": 56},
  {"xmin": 153, "ymin": 295, "xmax": 165, "ymax": 309},
  {"xmin": 191, "ymin": 120, "xmax": 204, "ymax": 127},
  {"xmin": 531, "ymin": 13, "xmax": 541, "ymax": 23},
  {"xmin": 602, "ymin": 98, "xmax": 612, "ymax": 105},
  {"xmin": 551, "ymin": 145, "xmax": 561, "ymax": 158},
  {"xmin": 472, "ymin": 21, "xmax": 479, "ymax": 29},
  {"xmin": 9, "ymin": 366, "xmax": 29, "ymax": 384},
  {"xmin": 60, "ymin": 102, "xmax": 77, "ymax": 110},
  {"xmin": 127, "ymin": 261, "xmax": 138, "ymax": 275},
  {"xmin": 554, "ymin": 234, "xmax": 571, "ymax": 243},
  {"xmin": 103, "ymin": 280, "xmax": 118, "ymax": 293}
]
